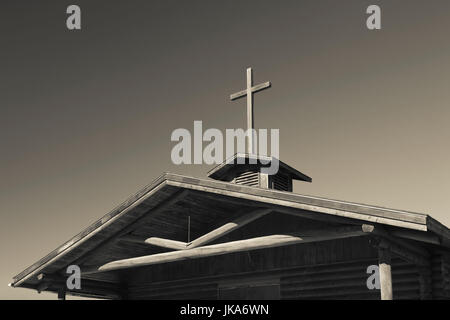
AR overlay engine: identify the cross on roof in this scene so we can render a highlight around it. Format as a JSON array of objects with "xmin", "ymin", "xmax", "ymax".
[{"xmin": 230, "ymin": 67, "xmax": 271, "ymax": 154}]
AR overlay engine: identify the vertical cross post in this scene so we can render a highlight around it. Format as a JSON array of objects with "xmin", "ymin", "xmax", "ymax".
[
  {"xmin": 230, "ymin": 67, "xmax": 271, "ymax": 155},
  {"xmin": 246, "ymin": 68, "xmax": 254, "ymax": 154}
]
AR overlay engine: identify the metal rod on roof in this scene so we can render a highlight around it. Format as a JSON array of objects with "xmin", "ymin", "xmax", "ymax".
[{"xmin": 188, "ymin": 216, "xmax": 191, "ymax": 243}]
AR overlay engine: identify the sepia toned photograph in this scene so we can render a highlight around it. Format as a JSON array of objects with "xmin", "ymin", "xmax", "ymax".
[{"xmin": 1, "ymin": 0, "xmax": 449, "ymax": 310}]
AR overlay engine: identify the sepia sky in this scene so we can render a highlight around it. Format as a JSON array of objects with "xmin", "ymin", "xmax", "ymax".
[{"xmin": 1, "ymin": 0, "xmax": 450, "ymax": 299}]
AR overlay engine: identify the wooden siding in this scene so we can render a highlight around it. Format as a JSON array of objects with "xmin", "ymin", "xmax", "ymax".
[
  {"xmin": 125, "ymin": 256, "xmax": 423, "ymax": 300},
  {"xmin": 431, "ymin": 251, "xmax": 450, "ymax": 299},
  {"xmin": 125, "ymin": 237, "xmax": 380, "ymax": 299}
]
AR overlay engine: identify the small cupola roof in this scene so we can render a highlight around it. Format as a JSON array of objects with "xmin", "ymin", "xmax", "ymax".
[{"xmin": 207, "ymin": 153, "xmax": 311, "ymax": 191}]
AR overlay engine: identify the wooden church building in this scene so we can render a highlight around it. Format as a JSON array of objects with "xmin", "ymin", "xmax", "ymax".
[{"xmin": 11, "ymin": 69, "xmax": 450, "ymax": 300}]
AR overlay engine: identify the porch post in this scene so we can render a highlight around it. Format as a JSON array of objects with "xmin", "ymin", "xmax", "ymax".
[
  {"xmin": 378, "ymin": 243, "xmax": 393, "ymax": 300},
  {"xmin": 57, "ymin": 288, "xmax": 66, "ymax": 300}
]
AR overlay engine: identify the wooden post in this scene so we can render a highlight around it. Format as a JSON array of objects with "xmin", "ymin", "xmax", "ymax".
[
  {"xmin": 378, "ymin": 244, "xmax": 393, "ymax": 300},
  {"xmin": 57, "ymin": 288, "xmax": 66, "ymax": 300}
]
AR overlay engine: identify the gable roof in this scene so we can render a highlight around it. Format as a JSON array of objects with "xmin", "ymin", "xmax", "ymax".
[{"xmin": 11, "ymin": 172, "xmax": 450, "ymax": 291}]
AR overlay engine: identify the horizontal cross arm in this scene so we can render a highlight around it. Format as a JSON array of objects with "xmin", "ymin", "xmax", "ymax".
[{"xmin": 230, "ymin": 81, "xmax": 271, "ymax": 100}]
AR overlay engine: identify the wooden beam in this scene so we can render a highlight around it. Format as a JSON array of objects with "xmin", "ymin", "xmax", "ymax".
[
  {"xmin": 19, "ymin": 281, "xmax": 121, "ymax": 300},
  {"xmin": 144, "ymin": 208, "xmax": 272, "ymax": 250},
  {"xmin": 390, "ymin": 229, "xmax": 440, "ymax": 246},
  {"xmin": 378, "ymin": 243, "xmax": 393, "ymax": 300},
  {"xmin": 35, "ymin": 273, "xmax": 122, "ymax": 298},
  {"xmin": 426, "ymin": 216, "xmax": 450, "ymax": 246},
  {"xmin": 194, "ymin": 190, "xmax": 260, "ymax": 208},
  {"xmin": 145, "ymin": 237, "xmax": 187, "ymax": 250},
  {"xmin": 166, "ymin": 179, "xmax": 428, "ymax": 231},
  {"xmin": 194, "ymin": 189, "xmax": 366, "ymax": 226},
  {"xmin": 68, "ymin": 189, "xmax": 189, "ymax": 268},
  {"xmin": 119, "ymin": 189, "xmax": 189, "ymax": 235},
  {"xmin": 77, "ymin": 265, "xmax": 107, "ymax": 275},
  {"xmin": 121, "ymin": 203, "xmax": 364, "ymax": 253},
  {"xmin": 88, "ymin": 208, "xmax": 272, "ymax": 271},
  {"xmin": 277, "ymin": 206, "xmax": 364, "ymax": 226},
  {"xmin": 118, "ymin": 234, "xmax": 147, "ymax": 245},
  {"xmin": 370, "ymin": 225, "xmax": 430, "ymax": 266},
  {"xmin": 141, "ymin": 205, "xmax": 361, "ymax": 252},
  {"xmin": 388, "ymin": 241, "xmax": 430, "ymax": 267},
  {"xmin": 187, "ymin": 208, "xmax": 272, "ymax": 248},
  {"xmin": 99, "ymin": 225, "xmax": 373, "ymax": 272}
]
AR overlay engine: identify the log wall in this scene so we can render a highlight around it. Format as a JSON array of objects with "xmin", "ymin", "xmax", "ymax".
[
  {"xmin": 431, "ymin": 251, "xmax": 450, "ymax": 299},
  {"xmin": 125, "ymin": 237, "xmax": 383, "ymax": 299},
  {"xmin": 123, "ymin": 234, "xmax": 450, "ymax": 300}
]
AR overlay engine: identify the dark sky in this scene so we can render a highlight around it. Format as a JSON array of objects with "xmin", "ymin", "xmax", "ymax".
[{"xmin": 1, "ymin": 0, "xmax": 450, "ymax": 299}]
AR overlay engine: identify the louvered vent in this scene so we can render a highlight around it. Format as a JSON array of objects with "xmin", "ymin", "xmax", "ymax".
[
  {"xmin": 270, "ymin": 174, "xmax": 291, "ymax": 191},
  {"xmin": 233, "ymin": 170, "xmax": 260, "ymax": 187},
  {"xmin": 207, "ymin": 154, "xmax": 311, "ymax": 191}
]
